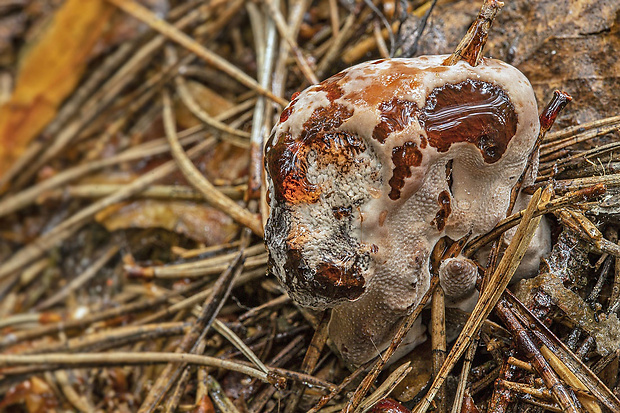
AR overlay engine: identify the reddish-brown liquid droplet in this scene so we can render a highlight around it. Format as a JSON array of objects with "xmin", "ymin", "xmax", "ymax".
[
  {"xmin": 373, "ymin": 98, "xmax": 419, "ymax": 143},
  {"xmin": 431, "ymin": 190, "xmax": 452, "ymax": 231},
  {"xmin": 388, "ymin": 141, "xmax": 423, "ymax": 200},
  {"xmin": 420, "ymin": 79, "xmax": 518, "ymax": 163}
]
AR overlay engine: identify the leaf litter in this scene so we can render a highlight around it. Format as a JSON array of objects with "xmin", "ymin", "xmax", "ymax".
[{"xmin": 0, "ymin": 0, "xmax": 619, "ymax": 412}]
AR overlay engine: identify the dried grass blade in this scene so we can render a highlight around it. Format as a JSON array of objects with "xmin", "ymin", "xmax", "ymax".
[
  {"xmin": 0, "ymin": 352, "xmax": 269, "ymax": 382},
  {"xmin": 359, "ymin": 362, "xmax": 412, "ymax": 413},
  {"xmin": 213, "ymin": 319, "xmax": 269, "ymax": 375}
]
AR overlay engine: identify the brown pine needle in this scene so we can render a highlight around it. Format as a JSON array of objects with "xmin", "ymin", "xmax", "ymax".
[{"xmin": 105, "ymin": 0, "xmax": 287, "ymax": 106}]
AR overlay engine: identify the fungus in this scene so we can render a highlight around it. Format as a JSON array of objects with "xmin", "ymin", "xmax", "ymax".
[{"xmin": 264, "ymin": 1, "xmax": 549, "ymax": 366}]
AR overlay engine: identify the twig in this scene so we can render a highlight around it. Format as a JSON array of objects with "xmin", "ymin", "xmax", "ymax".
[
  {"xmin": 263, "ymin": 0, "xmax": 319, "ymax": 85},
  {"xmin": 442, "ymin": 0, "xmax": 503, "ymax": 66},
  {"xmin": 0, "ymin": 352, "xmax": 270, "ymax": 382},
  {"xmin": 431, "ymin": 284, "xmax": 447, "ymax": 413}
]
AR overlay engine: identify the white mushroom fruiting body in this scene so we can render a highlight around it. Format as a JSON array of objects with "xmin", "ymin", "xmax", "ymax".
[{"xmin": 264, "ymin": 55, "xmax": 542, "ymax": 366}]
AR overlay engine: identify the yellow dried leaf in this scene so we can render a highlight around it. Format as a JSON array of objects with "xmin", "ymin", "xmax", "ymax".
[{"xmin": 0, "ymin": 0, "xmax": 114, "ymax": 178}]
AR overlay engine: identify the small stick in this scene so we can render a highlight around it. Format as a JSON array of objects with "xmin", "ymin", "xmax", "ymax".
[
  {"xmin": 318, "ymin": 13, "xmax": 359, "ymax": 77},
  {"xmin": 543, "ymin": 114, "xmax": 620, "ymax": 145},
  {"xmin": 496, "ymin": 379, "xmax": 554, "ymax": 402},
  {"xmin": 442, "ymin": 0, "xmax": 503, "ymax": 67},
  {"xmin": 19, "ymin": 322, "xmax": 188, "ymax": 356},
  {"xmin": 247, "ymin": 0, "xmax": 277, "ymax": 205},
  {"xmin": 0, "ymin": 352, "xmax": 270, "ymax": 382},
  {"xmin": 328, "ymin": 0, "xmax": 340, "ymax": 37},
  {"xmin": 507, "ymin": 356, "xmax": 534, "ymax": 372},
  {"xmin": 125, "ymin": 252, "xmax": 267, "ymax": 280},
  {"xmin": 249, "ymin": 336, "xmax": 306, "ymax": 413},
  {"xmin": 431, "ymin": 284, "xmax": 447, "ymax": 413},
  {"xmin": 450, "ymin": 338, "xmax": 478, "ymax": 413},
  {"xmin": 263, "ymin": 0, "xmax": 319, "ymax": 85},
  {"xmin": 134, "ymin": 268, "xmax": 266, "ymax": 326},
  {"xmin": 54, "ymin": 369, "xmax": 95, "ymax": 412}
]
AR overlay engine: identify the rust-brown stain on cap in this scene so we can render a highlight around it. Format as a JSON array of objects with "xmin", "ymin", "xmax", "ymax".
[
  {"xmin": 372, "ymin": 98, "xmax": 419, "ymax": 144},
  {"xmin": 420, "ymin": 79, "xmax": 518, "ymax": 163},
  {"xmin": 388, "ymin": 141, "xmax": 423, "ymax": 200},
  {"xmin": 265, "ymin": 104, "xmax": 357, "ymax": 205}
]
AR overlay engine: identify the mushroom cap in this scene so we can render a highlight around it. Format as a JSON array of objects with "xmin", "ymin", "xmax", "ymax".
[{"xmin": 264, "ymin": 55, "xmax": 539, "ymax": 365}]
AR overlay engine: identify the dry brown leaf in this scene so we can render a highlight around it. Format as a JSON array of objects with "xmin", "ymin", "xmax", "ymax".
[
  {"xmin": 175, "ymin": 80, "xmax": 235, "ymax": 129},
  {"xmin": 0, "ymin": 0, "xmax": 114, "ymax": 179},
  {"xmin": 95, "ymin": 199, "xmax": 239, "ymax": 245}
]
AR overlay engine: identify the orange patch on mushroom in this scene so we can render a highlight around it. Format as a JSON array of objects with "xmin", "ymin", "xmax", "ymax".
[{"xmin": 265, "ymin": 104, "xmax": 356, "ymax": 205}]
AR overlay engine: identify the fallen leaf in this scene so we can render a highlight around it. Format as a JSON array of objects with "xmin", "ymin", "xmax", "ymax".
[
  {"xmin": 0, "ymin": 0, "xmax": 114, "ymax": 178},
  {"xmin": 95, "ymin": 199, "xmax": 239, "ymax": 245}
]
